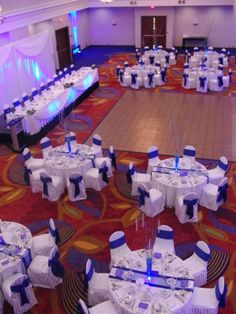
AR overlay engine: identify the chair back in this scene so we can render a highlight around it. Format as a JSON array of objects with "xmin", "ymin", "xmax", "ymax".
[
  {"xmin": 217, "ymin": 177, "xmax": 229, "ymax": 203},
  {"xmin": 129, "ymin": 162, "xmax": 136, "ymax": 178},
  {"xmin": 144, "ymin": 46, "xmax": 150, "ymax": 52},
  {"xmin": 49, "ymin": 218, "xmax": 60, "ymax": 245},
  {"xmin": 22, "ymin": 93, "xmax": 30, "ymax": 106},
  {"xmin": 53, "ymin": 74, "xmax": 59, "ymax": 85},
  {"xmin": 12, "ymin": 98, "xmax": 21, "ymax": 109},
  {"xmin": 3, "ymin": 104, "xmax": 12, "ymax": 119},
  {"xmin": 48, "ymin": 246, "xmax": 64, "ymax": 278},
  {"xmin": 183, "ymin": 192, "xmax": 198, "ymax": 218},
  {"xmin": 183, "ymin": 145, "xmax": 196, "ymax": 159},
  {"xmin": 40, "ymin": 172, "xmax": 52, "ymax": 197},
  {"xmin": 47, "ymin": 78, "xmax": 53, "ymax": 89},
  {"xmin": 23, "ymin": 148, "xmax": 32, "ymax": 162},
  {"xmin": 109, "ymin": 146, "xmax": 116, "ymax": 169},
  {"xmin": 92, "ymin": 133, "xmax": 102, "ymax": 147},
  {"xmin": 64, "ymin": 67, "xmax": 69, "ymax": 77},
  {"xmin": 86, "ymin": 259, "xmax": 95, "ymax": 283},
  {"xmin": 138, "ymin": 183, "xmax": 150, "ymax": 208},
  {"xmin": 58, "ymin": 71, "xmax": 64, "ymax": 80},
  {"xmin": 31, "ymin": 88, "xmax": 39, "ymax": 100},
  {"xmin": 10, "ymin": 274, "xmax": 32, "ymax": 307},
  {"xmin": 78, "ymin": 299, "xmax": 90, "ymax": 314},
  {"xmin": 148, "ymin": 146, "xmax": 159, "ymax": 162},
  {"xmin": 193, "ymin": 47, "xmax": 199, "ymax": 52},
  {"xmin": 40, "ymin": 137, "xmax": 52, "ymax": 157},
  {"xmin": 156, "ymin": 225, "xmax": 174, "ymax": 240},
  {"xmin": 217, "ymin": 156, "xmax": 228, "ymax": 173},
  {"xmin": 184, "ymin": 63, "xmax": 189, "ymax": 69},
  {"xmin": 70, "ymin": 64, "xmax": 75, "ymax": 73},
  {"xmin": 109, "ymin": 231, "xmax": 127, "ymax": 250},
  {"xmin": 215, "ymin": 276, "xmax": 227, "ymax": 308},
  {"xmin": 69, "ymin": 131, "xmax": 77, "ymax": 145},
  {"xmin": 124, "ymin": 61, "xmax": 129, "ymax": 68},
  {"xmin": 157, "ymin": 45, "xmax": 163, "ymax": 50},
  {"xmin": 69, "ymin": 172, "xmax": 84, "ymax": 198},
  {"xmin": 194, "ymin": 241, "xmax": 211, "ymax": 263},
  {"xmin": 40, "ymin": 82, "xmax": 46, "ymax": 94}
]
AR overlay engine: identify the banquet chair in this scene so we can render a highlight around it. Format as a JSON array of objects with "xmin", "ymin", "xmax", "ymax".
[
  {"xmin": 208, "ymin": 156, "xmax": 228, "ymax": 185},
  {"xmin": 22, "ymin": 93, "xmax": 31, "ymax": 107},
  {"xmin": 138, "ymin": 183, "xmax": 165, "ymax": 220},
  {"xmin": 2, "ymin": 273, "xmax": 37, "ymax": 314},
  {"xmin": 84, "ymin": 160, "xmax": 109, "ymax": 191},
  {"xmin": 12, "ymin": 98, "xmax": 21, "ymax": 112},
  {"xmin": 118, "ymin": 69, "xmax": 131, "ymax": 87},
  {"xmin": 153, "ymin": 225, "xmax": 175, "ymax": 254},
  {"xmin": 58, "ymin": 71, "xmax": 64, "ymax": 81},
  {"xmin": 183, "ymin": 241, "xmax": 211, "ymax": 287},
  {"xmin": 147, "ymin": 146, "xmax": 160, "ymax": 174},
  {"xmin": 40, "ymin": 171, "xmax": 64, "ymax": 202},
  {"xmin": 209, "ymin": 74, "xmax": 224, "ymax": 92},
  {"xmin": 90, "ymin": 133, "xmax": 103, "ymax": 157},
  {"xmin": 63, "ymin": 67, "xmax": 70, "ymax": 78},
  {"xmin": 183, "ymin": 145, "xmax": 196, "ymax": 160},
  {"xmin": 109, "ymin": 231, "xmax": 132, "ymax": 269},
  {"xmin": 67, "ymin": 173, "xmax": 87, "ymax": 201},
  {"xmin": 86, "ymin": 259, "xmax": 109, "ymax": 306},
  {"xmin": 149, "ymin": 54, "xmax": 155, "ymax": 65},
  {"xmin": 23, "ymin": 148, "xmax": 44, "ymax": 171},
  {"xmin": 27, "ymin": 246, "xmax": 64, "ymax": 289},
  {"xmin": 94, "ymin": 146, "xmax": 116, "ymax": 177},
  {"xmin": 124, "ymin": 61, "xmax": 130, "ymax": 71},
  {"xmin": 31, "ymin": 87, "xmax": 40, "ymax": 101},
  {"xmin": 31, "ymin": 218, "xmax": 60, "ymax": 257},
  {"xmin": 175, "ymin": 192, "xmax": 199, "ymax": 224},
  {"xmin": 144, "ymin": 46, "xmax": 150, "ymax": 52},
  {"xmin": 78, "ymin": 298, "xmax": 117, "ymax": 314},
  {"xmin": 128, "ymin": 162, "xmax": 151, "ymax": 196},
  {"xmin": 130, "ymin": 70, "xmax": 142, "ymax": 89},
  {"xmin": 65, "ymin": 131, "xmax": 77, "ymax": 148},
  {"xmin": 184, "ymin": 63, "xmax": 190, "ymax": 71},
  {"xmin": 182, "ymin": 73, "xmax": 196, "ymax": 89},
  {"xmin": 53, "ymin": 74, "xmax": 60, "ymax": 86},
  {"xmin": 169, "ymin": 51, "xmax": 176, "ymax": 65},
  {"xmin": 3, "ymin": 104, "xmax": 14, "ymax": 125},
  {"xmin": 47, "ymin": 78, "xmax": 54, "ymax": 89},
  {"xmin": 24, "ymin": 166, "xmax": 45, "ymax": 193},
  {"xmin": 40, "ymin": 137, "xmax": 52, "ymax": 158},
  {"xmin": 197, "ymin": 76, "xmax": 208, "ymax": 93},
  {"xmin": 143, "ymin": 70, "xmax": 157, "ymax": 88},
  {"xmin": 40, "ymin": 82, "xmax": 47, "ymax": 94},
  {"xmin": 70, "ymin": 64, "xmax": 75, "ymax": 74},
  {"xmin": 190, "ymin": 276, "xmax": 227, "ymax": 314},
  {"xmin": 200, "ymin": 177, "xmax": 229, "ymax": 211}
]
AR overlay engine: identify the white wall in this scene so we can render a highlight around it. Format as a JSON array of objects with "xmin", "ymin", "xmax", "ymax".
[
  {"xmin": 174, "ymin": 6, "xmax": 236, "ymax": 48},
  {"xmin": 87, "ymin": 7, "xmax": 135, "ymax": 46},
  {"xmin": 134, "ymin": 7, "xmax": 174, "ymax": 48},
  {"xmin": 78, "ymin": 9, "xmax": 88, "ymax": 49}
]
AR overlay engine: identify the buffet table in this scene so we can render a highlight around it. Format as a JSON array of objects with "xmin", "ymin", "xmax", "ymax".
[
  {"xmin": 0, "ymin": 221, "xmax": 32, "ymax": 284},
  {"xmin": 151, "ymin": 158, "xmax": 208, "ymax": 208},
  {"xmin": 109, "ymin": 250, "xmax": 194, "ymax": 314}
]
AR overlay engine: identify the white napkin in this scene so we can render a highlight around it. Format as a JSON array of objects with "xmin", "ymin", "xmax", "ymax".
[{"xmin": 113, "ymin": 287, "xmax": 127, "ymax": 302}]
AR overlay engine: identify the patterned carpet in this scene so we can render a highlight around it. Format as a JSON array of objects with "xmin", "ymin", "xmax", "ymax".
[{"xmin": 0, "ymin": 51, "xmax": 236, "ymax": 314}]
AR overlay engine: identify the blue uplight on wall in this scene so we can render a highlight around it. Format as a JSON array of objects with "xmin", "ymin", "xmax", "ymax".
[
  {"xmin": 48, "ymin": 99, "xmax": 60, "ymax": 115},
  {"xmin": 68, "ymin": 88, "xmax": 77, "ymax": 103},
  {"xmin": 69, "ymin": 11, "xmax": 79, "ymax": 49}
]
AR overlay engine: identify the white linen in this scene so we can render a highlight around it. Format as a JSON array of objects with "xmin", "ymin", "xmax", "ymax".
[{"xmin": 151, "ymin": 157, "xmax": 207, "ymax": 208}]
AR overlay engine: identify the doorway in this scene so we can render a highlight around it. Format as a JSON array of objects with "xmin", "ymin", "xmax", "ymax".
[
  {"xmin": 55, "ymin": 27, "xmax": 72, "ymax": 69},
  {"xmin": 141, "ymin": 16, "xmax": 167, "ymax": 48}
]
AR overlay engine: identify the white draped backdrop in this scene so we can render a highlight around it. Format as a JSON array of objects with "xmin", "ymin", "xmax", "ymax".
[{"xmin": 0, "ymin": 31, "xmax": 55, "ymax": 115}]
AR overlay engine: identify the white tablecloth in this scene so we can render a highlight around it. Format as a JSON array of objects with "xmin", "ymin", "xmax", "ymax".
[
  {"xmin": 12, "ymin": 67, "xmax": 98, "ymax": 135},
  {"xmin": 109, "ymin": 250, "xmax": 194, "ymax": 314},
  {"xmin": 0, "ymin": 221, "xmax": 32, "ymax": 284},
  {"xmin": 151, "ymin": 158, "xmax": 207, "ymax": 208},
  {"xmin": 44, "ymin": 144, "xmax": 95, "ymax": 186}
]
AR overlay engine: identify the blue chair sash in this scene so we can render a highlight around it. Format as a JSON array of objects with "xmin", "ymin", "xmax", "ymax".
[
  {"xmin": 86, "ymin": 263, "xmax": 94, "ymax": 282},
  {"xmin": 218, "ymin": 160, "xmax": 228, "ymax": 171},
  {"xmin": 218, "ymin": 76, "xmax": 224, "ymax": 87},
  {"xmin": 13, "ymin": 100, "xmax": 21, "ymax": 108},
  {"xmin": 24, "ymin": 167, "xmax": 32, "ymax": 185},
  {"xmin": 148, "ymin": 150, "xmax": 158, "ymax": 159},
  {"xmin": 229, "ymin": 71, "xmax": 232, "ymax": 83},
  {"xmin": 22, "ymin": 95, "xmax": 29, "ymax": 103},
  {"xmin": 49, "ymin": 223, "xmax": 61, "ymax": 245},
  {"xmin": 218, "ymin": 65, "xmax": 223, "ymax": 71},
  {"xmin": 138, "ymin": 187, "xmax": 150, "ymax": 207},
  {"xmin": 119, "ymin": 71, "xmax": 124, "ymax": 83},
  {"xmin": 4, "ymin": 107, "xmax": 11, "ymax": 115},
  {"xmin": 217, "ymin": 184, "xmax": 228, "ymax": 203},
  {"xmin": 139, "ymin": 60, "xmax": 145, "ymax": 66},
  {"xmin": 41, "ymin": 140, "xmax": 51, "ymax": 149},
  {"xmin": 23, "ymin": 151, "xmax": 31, "ymax": 161},
  {"xmin": 195, "ymin": 245, "xmax": 211, "ymax": 262},
  {"xmin": 40, "ymin": 175, "xmax": 52, "ymax": 196},
  {"xmin": 69, "ymin": 176, "xmax": 83, "ymax": 198},
  {"xmin": 110, "ymin": 235, "xmax": 126, "ymax": 249},
  {"xmin": 99, "ymin": 165, "xmax": 109, "ymax": 183},
  {"xmin": 161, "ymin": 70, "xmax": 166, "ymax": 82},
  {"xmin": 64, "ymin": 68, "xmax": 69, "ymax": 76},
  {"xmin": 199, "ymin": 77, "xmax": 206, "ymax": 88},
  {"xmin": 53, "ymin": 76, "xmax": 59, "ymax": 83},
  {"xmin": 184, "ymin": 64, "xmax": 189, "ymax": 69},
  {"xmin": 11, "ymin": 277, "xmax": 30, "ymax": 306},
  {"xmin": 93, "ymin": 137, "xmax": 102, "ymax": 146},
  {"xmin": 48, "ymin": 251, "xmax": 65, "ymax": 278},
  {"xmin": 131, "ymin": 73, "xmax": 137, "ymax": 85},
  {"xmin": 219, "ymin": 57, "xmax": 223, "ymax": 65},
  {"xmin": 215, "ymin": 282, "xmax": 227, "ymax": 308},
  {"xmin": 32, "ymin": 90, "xmax": 39, "ymax": 98},
  {"xmin": 144, "ymin": 47, "xmax": 149, "ymax": 52},
  {"xmin": 148, "ymin": 73, "xmax": 154, "ymax": 86},
  {"xmin": 157, "ymin": 229, "xmax": 174, "ymax": 240},
  {"xmin": 109, "ymin": 151, "xmax": 117, "ymax": 169},
  {"xmin": 124, "ymin": 63, "xmax": 129, "ymax": 68},
  {"xmin": 65, "ymin": 137, "xmax": 72, "ymax": 154},
  {"xmin": 70, "ymin": 135, "xmax": 76, "ymax": 142},
  {"xmin": 117, "ymin": 67, "xmax": 121, "ymax": 76},
  {"xmin": 183, "ymin": 198, "xmax": 198, "ymax": 219},
  {"xmin": 183, "ymin": 148, "xmax": 195, "ymax": 157},
  {"xmin": 183, "ymin": 73, "xmax": 188, "ymax": 86},
  {"xmin": 40, "ymin": 85, "xmax": 46, "ymax": 92},
  {"xmin": 126, "ymin": 171, "xmax": 132, "ymax": 184},
  {"xmin": 149, "ymin": 56, "xmax": 155, "ymax": 65},
  {"xmin": 155, "ymin": 62, "xmax": 160, "ymax": 68},
  {"xmin": 165, "ymin": 55, "xmax": 170, "ymax": 64},
  {"xmin": 77, "ymin": 302, "xmax": 91, "ymax": 314},
  {"xmin": 136, "ymin": 52, "xmax": 141, "ymax": 61}
]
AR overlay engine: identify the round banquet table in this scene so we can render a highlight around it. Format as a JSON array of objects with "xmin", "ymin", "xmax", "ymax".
[
  {"xmin": 151, "ymin": 157, "xmax": 208, "ymax": 208},
  {"xmin": 0, "ymin": 221, "xmax": 32, "ymax": 284},
  {"xmin": 109, "ymin": 249, "xmax": 194, "ymax": 314},
  {"xmin": 44, "ymin": 144, "xmax": 95, "ymax": 186}
]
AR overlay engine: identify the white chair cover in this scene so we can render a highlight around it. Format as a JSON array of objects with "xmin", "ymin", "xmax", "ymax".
[
  {"xmin": 67, "ymin": 172, "xmax": 87, "ymax": 201},
  {"xmin": 12, "ymin": 98, "xmax": 21, "ymax": 112},
  {"xmin": 27, "ymin": 246, "xmax": 64, "ymax": 288},
  {"xmin": 143, "ymin": 71, "xmax": 156, "ymax": 88},
  {"xmin": 90, "ymin": 134, "xmax": 103, "ymax": 157},
  {"xmin": 25, "ymin": 166, "xmax": 45, "ymax": 193},
  {"xmin": 129, "ymin": 162, "xmax": 151, "ymax": 196},
  {"xmin": 147, "ymin": 146, "xmax": 160, "ymax": 174},
  {"xmin": 200, "ymin": 177, "xmax": 229, "ymax": 211},
  {"xmin": 3, "ymin": 104, "xmax": 14, "ymax": 125},
  {"xmin": 2, "ymin": 273, "xmax": 37, "ymax": 314},
  {"xmin": 190, "ymin": 277, "xmax": 226, "ymax": 314},
  {"xmin": 31, "ymin": 87, "xmax": 39, "ymax": 101},
  {"xmin": 40, "ymin": 82, "xmax": 47, "ymax": 94},
  {"xmin": 53, "ymin": 74, "xmax": 60, "ymax": 86},
  {"xmin": 40, "ymin": 137, "xmax": 52, "ymax": 158},
  {"xmin": 209, "ymin": 74, "xmax": 224, "ymax": 92},
  {"xmin": 23, "ymin": 148, "xmax": 44, "ymax": 171},
  {"xmin": 78, "ymin": 299, "xmax": 118, "ymax": 314},
  {"xmin": 130, "ymin": 70, "xmax": 142, "ymax": 89},
  {"xmin": 22, "ymin": 93, "xmax": 31, "ymax": 107},
  {"xmin": 70, "ymin": 64, "xmax": 75, "ymax": 74},
  {"xmin": 86, "ymin": 259, "xmax": 109, "ymax": 306},
  {"xmin": 183, "ymin": 241, "xmax": 210, "ymax": 287},
  {"xmin": 183, "ymin": 145, "xmax": 196, "ymax": 160},
  {"xmin": 182, "ymin": 73, "xmax": 196, "ymax": 89},
  {"xmin": 175, "ymin": 192, "xmax": 199, "ymax": 224},
  {"xmin": 84, "ymin": 161, "xmax": 108, "ymax": 191},
  {"xmin": 197, "ymin": 76, "xmax": 208, "ymax": 93},
  {"xmin": 109, "ymin": 231, "xmax": 132, "ymax": 269},
  {"xmin": 208, "ymin": 156, "xmax": 228, "ymax": 185},
  {"xmin": 94, "ymin": 145, "xmax": 115, "ymax": 177},
  {"xmin": 40, "ymin": 171, "xmax": 64, "ymax": 202},
  {"xmin": 138, "ymin": 183, "xmax": 165, "ymax": 218},
  {"xmin": 153, "ymin": 225, "xmax": 175, "ymax": 254},
  {"xmin": 64, "ymin": 67, "xmax": 70, "ymax": 78}
]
